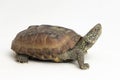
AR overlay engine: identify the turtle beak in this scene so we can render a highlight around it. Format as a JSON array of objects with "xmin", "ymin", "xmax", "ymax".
[{"xmin": 84, "ymin": 23, "xmax": 102, "ymax": 44}]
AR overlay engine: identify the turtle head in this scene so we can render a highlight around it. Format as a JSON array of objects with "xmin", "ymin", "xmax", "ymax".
[{"xmin": 82, "ymin": 23, "xmax": 102, "ymax": 51}]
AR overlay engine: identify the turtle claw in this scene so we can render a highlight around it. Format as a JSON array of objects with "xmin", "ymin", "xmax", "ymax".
[
  {"xmin": 80, "ymin": 63, "xmax": 89, "ymax": 70},
  {"xmin": 16, "ymin": 54, "xmax": 28, "ymax": 63}
]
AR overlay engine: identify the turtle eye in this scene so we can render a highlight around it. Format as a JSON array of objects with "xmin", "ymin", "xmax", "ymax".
[
  {"xmin": 85, "ymin": 42, "xmax": 93, "ymax": 50},
  {"xmin": 86, "ymin": 42, "xmax": 90, "ymax": 46}
]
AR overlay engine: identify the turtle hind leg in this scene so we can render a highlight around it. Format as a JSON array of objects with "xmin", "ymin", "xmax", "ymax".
[{"xmin": 16, "ymin": 54, "xmax": 28, "ymax": 63}]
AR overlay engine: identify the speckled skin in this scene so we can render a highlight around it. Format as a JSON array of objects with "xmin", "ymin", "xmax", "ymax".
[{"xmin": 11, "ymin": 24, "xmax": 102, "ymax": 69}]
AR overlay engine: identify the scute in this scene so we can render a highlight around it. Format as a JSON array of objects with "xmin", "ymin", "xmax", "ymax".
[{"xmin": 11, "ymin": 25, "xmax": 81, "ymax": 60}]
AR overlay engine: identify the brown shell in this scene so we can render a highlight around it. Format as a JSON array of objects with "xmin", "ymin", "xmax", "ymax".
[{"xmin": 11, "ymin": 25, "xmax": 81, "ymax": 60}]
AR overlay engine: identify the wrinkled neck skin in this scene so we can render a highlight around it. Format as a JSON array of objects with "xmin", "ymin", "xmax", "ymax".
[
  {"xmin": 75, "ymin": 38, "xmax": 91, "ymax": 53},
  {"xmin": 60, "ymin": 38, "xmax": 88, "ymax": 61},
  {"xmin": 65, "ymin": 38, "xmax": 88, "ymax": 60}
]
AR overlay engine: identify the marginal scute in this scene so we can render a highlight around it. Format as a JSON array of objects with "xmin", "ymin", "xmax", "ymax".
[{"xmin": 11, "ymin": 25, "xmax": 81, "ymax": 60}]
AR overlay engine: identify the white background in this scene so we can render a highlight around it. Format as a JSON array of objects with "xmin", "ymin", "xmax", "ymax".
[{"xmin": 0, "ymin": 0, "xmax": 120, "ymax": 80}]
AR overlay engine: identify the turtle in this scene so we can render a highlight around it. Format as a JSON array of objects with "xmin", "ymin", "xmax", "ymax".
[{"xmin": 11, "ymin": 23, "xmax": 102, "ymax": 69}]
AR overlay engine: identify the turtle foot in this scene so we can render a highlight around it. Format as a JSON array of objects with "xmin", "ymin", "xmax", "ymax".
[{"xmin": 16, "ymin": 54, "xmax": 28, "ymax": 63}]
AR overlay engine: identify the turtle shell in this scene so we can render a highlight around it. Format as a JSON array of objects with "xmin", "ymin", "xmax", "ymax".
[{"xmin": 11, "ymin": 25, "xmax": 81, "ymax": 60}]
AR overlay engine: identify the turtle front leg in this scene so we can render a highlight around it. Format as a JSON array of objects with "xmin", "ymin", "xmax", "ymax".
[
  {"xmin": 16, "ymin": 54, "xmax": 28, "ymax": 63},
  {"xmin": 77, "ymin": 51, "xmax": 89, "ymax": 70}
]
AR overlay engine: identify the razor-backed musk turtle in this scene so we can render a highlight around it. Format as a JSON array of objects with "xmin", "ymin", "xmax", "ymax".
[{"xmin": 11, "ymin": 24, "xmax": 102, "ymax": 69}]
